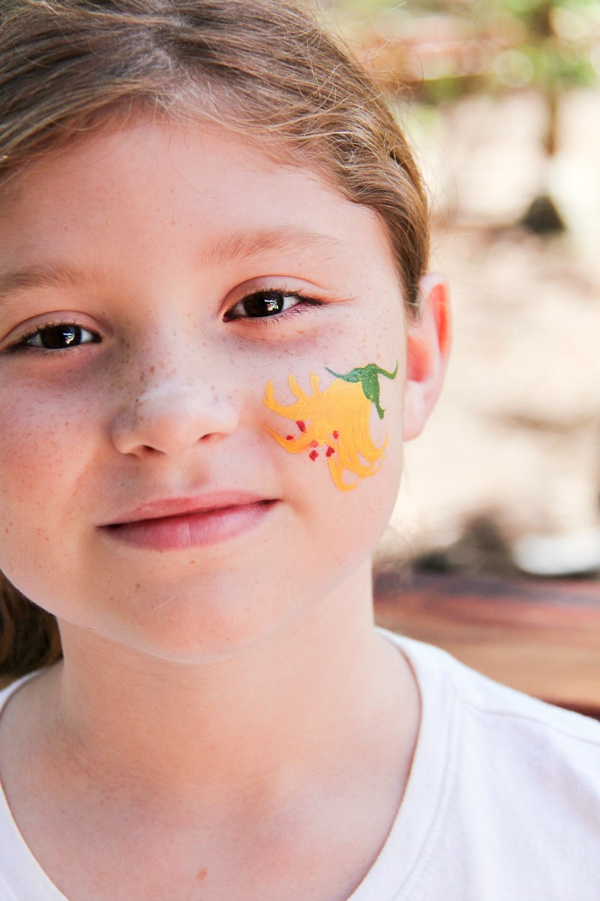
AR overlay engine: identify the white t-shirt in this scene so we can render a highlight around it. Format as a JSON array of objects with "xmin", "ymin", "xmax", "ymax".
[{"xmin": 1, "ymin": 632, "xmax": 600, "ymax": 900}]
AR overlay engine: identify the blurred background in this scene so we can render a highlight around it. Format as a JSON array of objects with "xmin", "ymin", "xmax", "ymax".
[{"xmin": 315, "ymin": 0, "xmax": 600, "ymax": 582}]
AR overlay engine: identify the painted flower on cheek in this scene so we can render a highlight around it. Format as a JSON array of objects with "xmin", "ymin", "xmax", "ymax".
[{"xmin": 263, "ymin": 362, "xmax": 398, "ymax": 492}]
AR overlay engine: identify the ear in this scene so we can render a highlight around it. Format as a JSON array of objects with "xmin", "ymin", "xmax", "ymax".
[{"xmin": 403, "ymin": 274, "xmax": 450, "ymax": 441}]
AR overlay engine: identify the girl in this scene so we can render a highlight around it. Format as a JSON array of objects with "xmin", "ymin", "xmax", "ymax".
[{"xmin": 0, "ymin": 2, "xmax": 598, "ymax": 899}]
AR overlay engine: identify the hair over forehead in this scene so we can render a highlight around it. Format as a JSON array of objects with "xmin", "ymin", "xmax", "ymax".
[{"xmin": 0, "ymin": 0, "xmax": 429, "ymax": 310}]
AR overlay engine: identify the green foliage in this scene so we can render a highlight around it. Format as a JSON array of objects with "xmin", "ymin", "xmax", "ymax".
[{"xmin": 325, "ymin": 0, "xmax": 599, "ymax": 99}]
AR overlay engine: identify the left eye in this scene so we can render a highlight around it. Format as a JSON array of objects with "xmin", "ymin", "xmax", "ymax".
[
  {"xmin": 20, "ymin": 324, "xmax": 100, "ymax": 350},
  {"xmin": 225, "ymin": 290, "xmax": 307, "ymax": 321}
]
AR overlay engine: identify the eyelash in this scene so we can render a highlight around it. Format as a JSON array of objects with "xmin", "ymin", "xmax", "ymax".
[
  {"xmin": 5, "ymin": 288, "xmax": 323, "ymax": 353},
  {"xmin": 7, "ymin": 322, "xmax": 101, "ymax": 354},
  {"xmin": 223, "ymin": 289, "xmax": 322, "ymax": 323}
]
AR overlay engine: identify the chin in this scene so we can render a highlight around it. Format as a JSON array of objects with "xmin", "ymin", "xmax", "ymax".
[{"xmin": 92, "ymin": 586, "xmax": 305, "ymax": 665}]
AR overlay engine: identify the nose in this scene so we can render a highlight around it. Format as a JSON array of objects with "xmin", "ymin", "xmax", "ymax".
[{"xmin": 110, "ymin": 378, "xmax": 240, "ymax": 458}]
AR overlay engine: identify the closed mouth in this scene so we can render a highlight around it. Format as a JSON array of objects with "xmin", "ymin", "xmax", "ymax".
[{"xmin": 100, "ymin": 496, "xmax": 277, "ymax": 551}]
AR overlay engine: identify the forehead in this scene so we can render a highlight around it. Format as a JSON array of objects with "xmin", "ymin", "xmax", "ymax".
[
  {"xmin": 1, "ymin": 119, "xmax": 365, "ymax": 213},
  {"xmin": 0, "ymin": 118, "xmax": 402, "ymax": 303}
]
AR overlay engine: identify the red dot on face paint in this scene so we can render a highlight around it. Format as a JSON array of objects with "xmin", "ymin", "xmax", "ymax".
[
  {"xmin": 326, "ymin": 446, "xmax": 335, "ymax": 457},
  {"xmin": 296, "ymin": 420, "xmax": 306, "ymax": 433},
  {"xmin": 286, "ymin": 435, "xmax": 294, "ymax": 441},
  {"xmin": 333, "ymin": 431, "xmax": 339, "ymax": 439},
  {"xmin": 309, "ymin": 450, "xmax": 319, "ymax": 461}
]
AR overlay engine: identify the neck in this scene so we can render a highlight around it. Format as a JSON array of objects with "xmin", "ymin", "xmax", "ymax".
[{"xmin": 42, "ymin": 564, "xmax": 416, "ymax": 806}]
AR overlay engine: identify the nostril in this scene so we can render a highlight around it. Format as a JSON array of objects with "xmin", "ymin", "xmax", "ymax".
[{"xmin": 110, "ymin": 384, "xmax": 240, "ymax": 458}]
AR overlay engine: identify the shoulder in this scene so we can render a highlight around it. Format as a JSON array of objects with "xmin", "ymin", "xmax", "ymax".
[
  {"xmin": 0, "ymin": 672, "xmax": 42, "ymax": 712},
  {"xmin": 384, "ymin": 629, "xmax": 600, "ymax": 752},
  {"xmin": 396, "ymin": 631, "xmax": 600, "ymax": 792},
  {"xmin": 375, "ymin": 631, "xmax": 600, "ymax": 899}
]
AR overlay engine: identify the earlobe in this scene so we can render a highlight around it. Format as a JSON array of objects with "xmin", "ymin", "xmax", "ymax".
[{"xmin": 403, "ymin": 274, "xmax": 450, "ymax": 441}]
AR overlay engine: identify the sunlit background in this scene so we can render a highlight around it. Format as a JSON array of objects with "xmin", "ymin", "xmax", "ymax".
[{"xmin": 313, "ymin": 0, "xmax": 600, "ymax": 580}]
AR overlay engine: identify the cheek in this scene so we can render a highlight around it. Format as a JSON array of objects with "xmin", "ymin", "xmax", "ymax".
[
  {"xmin": 0, "ymin": 385, "xmax": 88, "ymax": 471},
  {"xmin": 0, "ymin": 393, "xmax": 51, "ymax": 510},
  {"xmin": 0, "ymin": 389, "xmax": 95, "ymax": 556},
  {"xmin": 262, "ymin": 354, "xmax": 405, "ymax": 496}
]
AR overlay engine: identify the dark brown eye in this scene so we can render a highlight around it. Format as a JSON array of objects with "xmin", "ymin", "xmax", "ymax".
[
  {"xmin": 225, "ymin": 291, "xmax": 298, "ymax": 320},
  {"xmin": 23, "ymin": 324, "xmax": 100, "ymax": 350},
  {"xmin": 246, "ymin": 292, "xmax": 285, "ymax": 316}
]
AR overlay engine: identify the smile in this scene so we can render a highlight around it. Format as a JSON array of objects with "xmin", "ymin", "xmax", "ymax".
[{"xmin": 100, "ymin": 494, "xmax": 277, "ymax": 551}]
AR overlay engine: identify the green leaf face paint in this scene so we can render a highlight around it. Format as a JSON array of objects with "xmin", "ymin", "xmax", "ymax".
[
  {"xmin": 263, "ymin": 362, "xmax": 398, "ymax": 491},
  {"xmin": 324, "ymin": 361, "xmax": 399, "ymax": 420}
]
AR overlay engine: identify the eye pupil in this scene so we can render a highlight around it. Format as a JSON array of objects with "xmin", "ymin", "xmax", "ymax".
[
  {"xmin": 40, "ymin": 325, "xmax": 81, "ymax": 348},
  {"xmin": 245, "ymin": 292, "xmax": 284, "ymax": 317}
]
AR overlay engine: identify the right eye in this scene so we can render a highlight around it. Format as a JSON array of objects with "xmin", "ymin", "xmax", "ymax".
[
  {"xmin": 224, "ymin": 289, "xmax": 319, "ymax": 321},
  {"xmin": 15, "ymin": 323, "xmax": 101, "ymax": 351}
]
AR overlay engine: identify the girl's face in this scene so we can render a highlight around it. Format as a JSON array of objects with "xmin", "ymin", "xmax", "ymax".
[{"xmin": 0, "ymin": 120, "xmax": 440, "ymax": 661}]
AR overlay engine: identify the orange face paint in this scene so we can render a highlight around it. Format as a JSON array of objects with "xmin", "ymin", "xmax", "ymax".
[{"xmin": 263, "ymin": 362, "xmax": 398, "ymax": 492}]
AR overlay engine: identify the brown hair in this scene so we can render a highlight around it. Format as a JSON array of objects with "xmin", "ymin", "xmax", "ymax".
[{"xmin": 0, "ymin": 0, "xmax": 430, "ymax": 679}]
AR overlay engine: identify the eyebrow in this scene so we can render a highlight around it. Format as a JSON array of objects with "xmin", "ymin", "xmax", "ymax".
[
  {"xmin": 0, "ymin": 262, "xmax": 99, "ymax": 302},
  {"xmin": 198, "ymin": 226, "xmax": 344, "ymax": 266},
  {"xmin": 0, "ymin": 227, "xmax": 344, "ymax": 301}
]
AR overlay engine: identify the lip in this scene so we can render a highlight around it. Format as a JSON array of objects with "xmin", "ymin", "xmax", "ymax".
[{"xmin": 99, "ymin": 492, "xmax": 277, "ymax": 551}]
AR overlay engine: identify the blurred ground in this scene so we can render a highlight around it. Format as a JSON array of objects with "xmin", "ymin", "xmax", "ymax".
[{"xmin": 381, "ymin": 86, "xmax": 600, "ymax": 577}]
